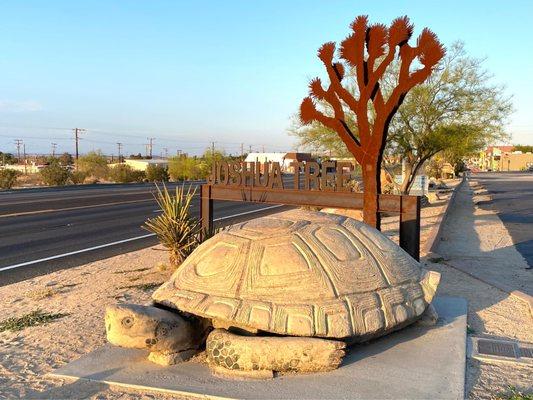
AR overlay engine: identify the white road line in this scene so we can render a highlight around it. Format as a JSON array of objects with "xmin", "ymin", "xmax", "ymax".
[
  {"xmin": 0, "ymin": 234, "xmax": 156, "ymax": 272},
  {"xmin": 0, "ymin": 204, "xmax": 286, "ymax": 272}
]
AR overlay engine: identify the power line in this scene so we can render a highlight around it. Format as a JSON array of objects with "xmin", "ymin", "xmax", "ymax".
[{"xmin": 51, "ymin": 142, "xmax": 57, "ymax": 157}]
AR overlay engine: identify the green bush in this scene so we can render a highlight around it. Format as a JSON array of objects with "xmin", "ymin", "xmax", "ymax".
[
  {"xmin": 168, "ymin": 156, "xmax": 207, "ymax": 181},
  {"xmin": 143, "ymin": 184, "xmax": 201, "ymax": 267},
  {"xmin": 40, "ymin": 164, "xmax": 70, "ymax": 186},
  {"xmin": 0, "ymin": 169, "xmax": 20, "ymax": 189},
  {"xmin": 70, "ymin": 170, "xmax": 87, "ymax": 184},
  {"xmin": 146, "ymin": 164, "xmax": 169, "ymax": 182},
  {"xmin": 108, "ymin": 164, "xmax": 146, "ymax": 183},
  {"xmin": 77, "ymin": 151, "xmax": 109, "ymax": 179}
]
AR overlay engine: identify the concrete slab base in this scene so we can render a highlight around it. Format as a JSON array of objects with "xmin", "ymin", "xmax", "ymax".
[{"xmin": 49, "ymin": 297, "xmax": 467, "ymax": 400}]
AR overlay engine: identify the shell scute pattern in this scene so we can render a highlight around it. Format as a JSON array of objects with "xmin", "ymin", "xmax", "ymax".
[{"xmin": 152, "ymin": 209, "xmax": 429, "ymax": 339}]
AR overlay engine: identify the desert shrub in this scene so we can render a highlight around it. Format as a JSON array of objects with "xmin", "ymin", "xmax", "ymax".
[
  {"xmin": 40, "ymin": 164, "xmax": 70, "ymax": 186},
  {"xmin": 146, "ymin": 164, "xmax": 169, "ymax": 182},
  {"xmin": 70, "ymin": 170, "xmax": 87, "ymax": 184},
  {"xmin": 108, "ymin": 164, "xmax": 145, "ymax": 183},
  {"xmin": 77, "ymin": 151, "xmax": 109, "ymax": 179},
  {"xmin": 143, "ymin": 184, "xmax": 201, "ymax": 267},
  {"xmin": 0, "ymin": 169, "xmax": 20, "ymax": 189}
]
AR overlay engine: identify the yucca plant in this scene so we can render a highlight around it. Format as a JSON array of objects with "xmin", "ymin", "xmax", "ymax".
[{"xmin": 143, "ymin": 183, "xmax": 201, "ymax": 268}]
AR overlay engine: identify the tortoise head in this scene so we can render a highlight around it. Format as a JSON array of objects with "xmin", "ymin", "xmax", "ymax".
[{"xmin": 105, "ymin": 303, "xmax": 197, "ymax": 353}]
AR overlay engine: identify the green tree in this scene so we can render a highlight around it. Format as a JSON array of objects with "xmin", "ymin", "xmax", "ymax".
[
  {"xmin": 108, "ymin": 164, "xmax": 145, "ymax": 183},
  {"xmin": 146, "ymin": 164, "xmax": 169, "ymax": 182},
  {"xmin": 0, "ymin": 169, "xmax": 20, "ymax": 189},
  {"xmin": 512, "ymin": 144, "xmax": 533, "ymax": 153},
  {"xmin": 386, "ymin": 43, "xmax": 512, "ymax": 193},
  {"xmin": 0, "ymin": 152, "xmax": 16, "ymax": 165},
  {"xmin": 40, "ymin": 164, "xmax": 71, "ymax": 186},
  {"xmin": 77, "ymin": 151, "xmax": 109, "ymax": 179},
  {"xmin": 168, "ymin": 156, "xmax": 207, "ymax": 181}
]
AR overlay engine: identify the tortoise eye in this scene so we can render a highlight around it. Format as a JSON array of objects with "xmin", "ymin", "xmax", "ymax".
[{"xmin": 121, "ymin": 316, "xmax": 134, "ymax": 328}]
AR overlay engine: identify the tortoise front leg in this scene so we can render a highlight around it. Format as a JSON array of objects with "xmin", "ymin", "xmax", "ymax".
[{"xmin": 206, "ymin": 329, "xmax": 346, "ymax": 379}]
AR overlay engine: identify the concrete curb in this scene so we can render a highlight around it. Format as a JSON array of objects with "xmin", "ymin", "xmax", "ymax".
[{"xmin": 422, "ymin": 176, "xmax": 466, "ymax": 256}]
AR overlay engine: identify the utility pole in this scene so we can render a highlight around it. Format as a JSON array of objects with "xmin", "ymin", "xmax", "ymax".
[
  {"xmin": 248, "ymin": 145, "xmax": 252, "ymax": 154},
  {"xmin": 147, "ymin": 137, "xmax": 155, "ymax": 159},
  {"xmin": 211, "ymin": 141, "xmax": 215, "ymax": 158},
  {"xmin": 23, "ymin": 143, "xmax": 27, "ymax": 174},
  {"xmin": 177, "ymin": 149, "xmax": 182, "ymax": 157},
  {"xmin": 73, "ymin": 128, "xmax": 86, "ymax": 167},
  {"xmin": 51, "ymin": 142, "xmax": 57, "ymax": 157},
  {"xmin": 162, "ymin": 147, "xmax": 168, "ymax": 159},
  {"xmin": 14, "ymin": 139, "xmax": 23, "ymax": 164},
  {"xmin": 262, "ymin": 145, "xmax": 265, "ymax": 153},
  {"xmin": 117, "ymin": 142, "xmax": 123, "ymax": 163},
  {"xmin": 240, "ymin": 143, "xmax": 244, "ymax": 158}
]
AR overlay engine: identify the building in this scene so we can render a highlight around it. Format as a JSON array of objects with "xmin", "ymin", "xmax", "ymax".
[
  {"xmin": 478, "ymin": 146, "xmax": 514, "ymax": 171},
  {"xmin": 244, "ymin": 152, "xmax": 314, "ymax": 173},
  {"xmin": 499, "ymin": 152, "xmax": 533, "ymax": 171},
  {"xmin": 121, "ymin": 158, "xmax": 168, "ymax": 171},
  {"xmin": 476, "ymin": 146, "xmax": 533, "ymax": 171}
]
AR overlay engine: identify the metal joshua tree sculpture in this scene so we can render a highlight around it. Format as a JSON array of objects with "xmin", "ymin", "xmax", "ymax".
[{"xmin": 300, "ymin": 16, "xmax": 444, "ymax": 228}]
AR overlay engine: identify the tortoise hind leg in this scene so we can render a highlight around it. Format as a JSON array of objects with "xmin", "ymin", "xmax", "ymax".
[{"xmin": 206, "ymin": 329, "xmax": 345, "ymax": 379}]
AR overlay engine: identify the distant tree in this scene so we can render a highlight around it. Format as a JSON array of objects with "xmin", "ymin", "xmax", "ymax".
[
  {"xmin": 129, "ymin": 153, "xmax": 144, "ymax": 159},
  {"xmin": 40, "ymin": 164, "xmax": 71, "ymax": 186},
  {"xmin": 146, "ymin": 164, "xmax": 169, "ymax": 182},
  {"xmin": 58, "ymin": 152, "xmax": 74, "ymax": 166},
  {"xmin": 0, "ymin": 152, "xmax": 16, "ymax": 165},
  {"xmin": 77, "ymin": 151, "xmax": 109, "ymax": 179},
  {"xmin": 512, "ymin": 144, "xmax": 533, "ymax": 153},
  {"xmin": 168, "ymin": 156, "xmax": 205, "ymax": 181}
]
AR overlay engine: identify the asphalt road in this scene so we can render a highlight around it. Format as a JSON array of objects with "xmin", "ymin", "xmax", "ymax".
[
  {"xmin": 0, "ymin": 182, "xmax": 291, "ymax": 286},
  {"xmin": 472, "ymin": 172, "xmax": 533, "ymax": 267}
]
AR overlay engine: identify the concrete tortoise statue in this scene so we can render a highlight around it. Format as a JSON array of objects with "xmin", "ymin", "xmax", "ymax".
[{"xmin": 106, "ymin": 209, "xmax": 440, "ymax": 378}]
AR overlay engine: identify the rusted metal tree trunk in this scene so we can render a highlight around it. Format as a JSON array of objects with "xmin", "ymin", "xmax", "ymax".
[{"xmin": 299, "ymin": 15, "xmax": 444, "ymax": 228}]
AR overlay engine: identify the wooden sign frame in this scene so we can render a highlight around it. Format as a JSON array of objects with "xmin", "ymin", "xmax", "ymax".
[{"xmin": 200, "ymin": 182, "xmax": 421, "ymax": 261}]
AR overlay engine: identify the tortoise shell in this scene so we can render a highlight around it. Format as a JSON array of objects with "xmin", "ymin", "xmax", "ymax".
[{"xmin": 152, "ymin": 209, "xmax": 437, "ymax": 339}]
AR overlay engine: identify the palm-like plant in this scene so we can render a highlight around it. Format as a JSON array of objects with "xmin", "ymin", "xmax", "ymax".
[{"xmin": 143, "ymin": 184, "xmax": 201, "ymax": 267}]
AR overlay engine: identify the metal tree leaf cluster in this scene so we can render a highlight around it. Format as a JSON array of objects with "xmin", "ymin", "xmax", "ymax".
[{"xmin": 300, "ymin": 15, "xmax": 444, "ymax": 227}]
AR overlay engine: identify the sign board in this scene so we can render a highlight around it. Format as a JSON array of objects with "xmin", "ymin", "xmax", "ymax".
[{"xmin": 202, "ymin": 160, "xmax": 421, "ymax": 260}]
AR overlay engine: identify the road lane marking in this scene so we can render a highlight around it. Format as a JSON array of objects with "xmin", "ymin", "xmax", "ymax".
[
  {"xmin": 0, "ymin": 234, "xmax": 157, "ymax": 272},
  {"xmin": 0, "ymin": 204, "xmax": 286, "ymax": 272},
  {"xmin": 0, "ymin": 199, "xmax": 155, "ymax": 218},
  {"xmin": 1, "ymin": 192, "xmax": 204, "ymax": 218}
]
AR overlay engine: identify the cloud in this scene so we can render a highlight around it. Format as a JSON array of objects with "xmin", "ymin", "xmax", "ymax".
[{"xmin": 0, "ymin": 100, "xmax": 43, "ymax": 112}]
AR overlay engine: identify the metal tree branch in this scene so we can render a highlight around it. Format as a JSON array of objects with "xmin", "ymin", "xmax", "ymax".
[{"xmin": 300, "ymin": 15, "xmax": 444, "ymax": 228}]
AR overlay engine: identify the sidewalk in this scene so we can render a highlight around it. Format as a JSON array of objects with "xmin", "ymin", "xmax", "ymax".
[
  {"xmin": 425, "ymin": 179, "xmax": 532, "ymax": 399},
  {"xmin": 436, "ymin": 179, "xmax": 532, "ymax": 298}
]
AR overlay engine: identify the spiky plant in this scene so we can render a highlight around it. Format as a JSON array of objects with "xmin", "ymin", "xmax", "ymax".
[{"xmin": 143, "ymin": 184, "xmax": 201, "ymax": 268}]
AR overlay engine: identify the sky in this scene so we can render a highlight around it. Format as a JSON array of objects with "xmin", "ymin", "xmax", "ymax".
[{"xmin": 0, "ymin": 0, "xmax": 531, "ymax": 157}]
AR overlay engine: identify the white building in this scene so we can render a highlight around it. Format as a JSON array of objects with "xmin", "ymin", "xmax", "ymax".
[
  {"xmin": 121, "ymin": 158, "xmax": 168, "ymax": 171},
  {"xmin": 244, "ymin": 152, "xmax": 314, "ymax": 173}
]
